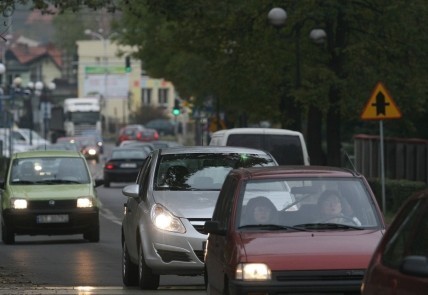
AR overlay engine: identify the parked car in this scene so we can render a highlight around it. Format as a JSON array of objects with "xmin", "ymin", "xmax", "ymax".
[
  {"xmin": 116, "ymin": 124, "xmax": 159, "ymax": 146},
  {"xmin": 0, "ymin": 150, "xmax": 103, "ymax": 244},
  {"xmin": 209, "ymin": 127, "xmax": 310, "ymax": 165},
  {"xmin": 204, "ymin": 166, "xmax": 386, "ymax": 295},
  {"xmin": 121, "ymin": 146, "xmax": 278, "ymax": 290},
  {"xmin": 361, "ymin": 188, "xmax": 428, "ymax": 295},
  {"xmin": 145, "ymin": 119, "xmax": 176, "ymax": 136},
  {"xmin": 103, "ymin": 147, "xmax": 149, "ymax": 187}
]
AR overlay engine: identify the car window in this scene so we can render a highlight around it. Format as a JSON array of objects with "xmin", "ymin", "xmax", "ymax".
[
  {"xmin": 264, "ymin": 134, "xmax": 304, "ymax": 165},
  {"xmin": 154, "ymin": 153, "xmax": 275, "ymax": 191},
  {"xmin": 227, "ymin": 134, "xmax": 263, "ymax": 150},
  {"xmin": 10, "ymin": 157, "xmax": 90, "ymax": 184},
  {"xmin": 111, "ymin": 149, "xmax": 148, "ymax": 159},
  {"xmin": 382, "ymin": 197, "xmax": 428, "ymax": 269}
]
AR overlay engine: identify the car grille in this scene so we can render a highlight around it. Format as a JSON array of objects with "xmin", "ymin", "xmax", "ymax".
[
  {"xmin": 193, "ymin": 250, "xmax": 204, "ymax": 262},
  {"xmin": 274, "ymin": 269, "xmax": 365, "ymax": 282},
  {"xmin": 188, "ymin": 218, "xmax": 210, "ymax": 234},
  {"xmin": 27, "ymin": 199, "xmax": 77, "ymax": 210}
]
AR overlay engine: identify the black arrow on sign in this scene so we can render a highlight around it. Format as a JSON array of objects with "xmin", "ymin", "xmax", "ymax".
[{"xmin": 371, "ymin": 92, "xmax": 390, "ymax": 115}]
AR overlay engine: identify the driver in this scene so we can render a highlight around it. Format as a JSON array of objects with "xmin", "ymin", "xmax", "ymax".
[{"xmin": 317, "ymin": 190, "xmax": 361, "ymax": 225}]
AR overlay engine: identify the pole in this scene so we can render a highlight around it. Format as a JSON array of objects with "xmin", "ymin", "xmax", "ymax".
[{"xmin": 379, "ymin": 120, "xmax": 386, "ymax": 213}]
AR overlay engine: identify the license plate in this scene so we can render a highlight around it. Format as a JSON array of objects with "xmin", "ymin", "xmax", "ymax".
[
  {"xmin": 37, "ymin": 214, "xmax": 69, "ymax": 224},
  {"xmin": 120, "ymin": 163, "xmax": 137, "ymax": 168}
]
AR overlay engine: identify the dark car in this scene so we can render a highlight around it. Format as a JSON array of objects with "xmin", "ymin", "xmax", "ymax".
[
  {"xmin": 103, "ymin": 147, "xmax": 149, "ymax": 187},
  {"xmin": 204, "ymin": 166, "xmax": 386, "ymax": 295},
  {"xmin": 361, "ymin": 189, "xmax": 428, "ymax": 295},
  {"xmin": 120, "ymin": 146, "xmax": 278, "ymax": 290},
  {"xmin": 57, "ymin": 136, "xmax": 101, "ymax": 163},
  {"xmin": 145, "ymin": 119, "xmax": 176, "ymax": 136},
  {"xmin": 116, "ymin": 124, "xmax": 159, "ymax": 146}
]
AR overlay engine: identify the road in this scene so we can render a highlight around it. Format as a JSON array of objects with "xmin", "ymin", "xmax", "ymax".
[{"xmin": 0, "ymin": 144, "xmax": 206, "ymax": 295}]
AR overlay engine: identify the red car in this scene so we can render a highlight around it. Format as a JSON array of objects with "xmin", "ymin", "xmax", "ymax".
[
  {"xmin": 204, "ymin": 166, "xmax": 386, "ymax": 295},
  {"xmin": 361, "ymin": 189, "xmax": 428, "ymax": 295},
  {"xmin": 116, "ymin": 124, "xmax": 159, "ymax": 146}
]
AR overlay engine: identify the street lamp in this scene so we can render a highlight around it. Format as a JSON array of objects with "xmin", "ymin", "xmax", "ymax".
[
  {"xmin": 41, "ymin": 81, "xmax": 56, "ymax": 140},
  {"xmin": 8, "ymin": 76, "xmax": 23, "ymax": 156},
  {"xmin": 26, "ymin": 80, "xmax": 44, "ymax": 144},
  {"xmin": 85, "ymin": 29, "xmax": 110, "ymax": 133}
]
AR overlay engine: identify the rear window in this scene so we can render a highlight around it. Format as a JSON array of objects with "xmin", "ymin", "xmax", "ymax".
[{"xmin": 226, "ymin": 134, "xmax": 304, "ymax": 165}]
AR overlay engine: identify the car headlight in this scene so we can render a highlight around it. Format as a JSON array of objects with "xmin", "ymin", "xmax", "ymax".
[
  {"xmin": 87, "ymin": 148, "xmax": 97, "ymax": 155},
  {"xmin": 77, "ymin": 197, "xmax": 93, "ymax": 208},
  {"xmin": 150, "ymin": 204, "xmax": 186, "ymax": 233},
  {"xmin": 236, "ymin": 263, "xmax": 271, "ymax": 281},
  {"xmin": 11, "ymin": 198, "xmax": 28, "ymax": 209}
]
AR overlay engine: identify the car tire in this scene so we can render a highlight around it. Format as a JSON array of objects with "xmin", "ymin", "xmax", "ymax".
[
  {"xmin": 122, "ymin": 241, "xmax": 138, "ymax": 286},
  {"xmin": 1, "ymin": 223, "xmax": 15, "ymax": 244},
  {"xmin": 84, "ymin": 225, "xmax": 100, "ymax": 243},
  {"xmin": 138, "ymin": 243, "xmax": 160, "ymax": 290}
]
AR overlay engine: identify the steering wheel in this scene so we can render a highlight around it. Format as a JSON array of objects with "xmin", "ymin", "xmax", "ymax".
[{"xmin": 321, "ymin": 215, "xmax": 358, "ymax": 225}]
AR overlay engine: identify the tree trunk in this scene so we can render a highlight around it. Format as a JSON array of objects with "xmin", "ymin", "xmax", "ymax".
[{"xmin": 306, "ymin": 106, "xmax": 325, "ymax": 165}]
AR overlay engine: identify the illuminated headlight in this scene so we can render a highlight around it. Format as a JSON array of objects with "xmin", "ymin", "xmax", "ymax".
[
  {"xmin": 77, "ymin": 197, "xmax": 93, "ymax": 208},
  {"xmin": 150, "ymin": 204, "xmax": 185, "ymax": 233},
  {"xmin": 11, "ymin": 198, "xmax": 28, "ymax": 209},
  {"xmin": 236, "ymin": 263, "xmax": 271, "ymax": 281},
  {"xmin": 87, "ymin": 148, "xmax": 97, "ymax": 156}
]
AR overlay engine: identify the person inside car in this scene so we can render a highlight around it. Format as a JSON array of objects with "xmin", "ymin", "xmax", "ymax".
[
  {"xmin": 243, "ymin": 196, "xmax": 278, "ymax": 225},
  {"xmin": 317, "ymin": 190, "xmax": 361, "ymax": 226}
]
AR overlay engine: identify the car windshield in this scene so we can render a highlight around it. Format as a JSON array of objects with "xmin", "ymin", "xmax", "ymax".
[
  {"xmin": 10, "ymin": 157, "xmax": 90, "ymax": 184},
  {"xmin": 154, "ymin": 153, "xmax": 276, "ymax": 191},
  {"xmin": 238, "ymin": 177, "xmax": 381, "ymax": 230}
]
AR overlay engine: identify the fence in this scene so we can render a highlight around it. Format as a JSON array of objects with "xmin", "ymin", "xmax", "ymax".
[{"xmin": 354, "ymin": 134, "xmax": 428, "ymax": 183}]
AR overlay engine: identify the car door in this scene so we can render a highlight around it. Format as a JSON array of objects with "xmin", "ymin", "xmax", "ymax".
[
  {"xmin": 206, "ymin": 175, "xmax": 239, "ymax": 292},
  {"xmin": 124, "ymin": 154, "xmax": 152, "ymax": 258}
]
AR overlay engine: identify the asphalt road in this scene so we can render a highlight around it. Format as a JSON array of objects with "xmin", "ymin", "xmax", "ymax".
[{"xmin": 0, "ymin": 144, "xmax": 206, "ymax": 295}]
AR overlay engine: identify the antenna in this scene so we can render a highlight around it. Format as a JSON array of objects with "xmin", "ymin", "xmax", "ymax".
[{"xmin": 343, "ymin": 150, "xmax": 357, "ymax": 172}]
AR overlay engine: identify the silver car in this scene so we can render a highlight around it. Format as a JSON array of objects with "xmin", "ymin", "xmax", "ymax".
[{"xmin": 121, "ymin": 146, "xmax": 278, "ymax": 290}]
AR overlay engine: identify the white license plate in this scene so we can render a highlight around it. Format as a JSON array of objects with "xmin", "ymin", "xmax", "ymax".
[
  {"xmin": 36, "ymin": 214, "xmax": 69, "ymax": 224},
  {"xmin": 120, "ymin": 163, "xmax": 137, "ymax": 168}
]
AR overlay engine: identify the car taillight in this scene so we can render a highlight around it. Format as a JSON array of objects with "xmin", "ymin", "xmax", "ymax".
[
  {"xmin": 137, "ymin": 132, "xmax": 143, "ymax": 140},
  {"xmin": 154, "ymin": 131, "xmax": 159, "ymax": 140},
  {"xmin": 105, "ymin": 163, "xmax": 115, "ymax": 170}
]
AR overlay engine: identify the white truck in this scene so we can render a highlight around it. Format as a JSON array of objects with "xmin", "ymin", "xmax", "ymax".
[{"xmin": 62, "ymin": 97, "xmax": 102, "ymax": 137}]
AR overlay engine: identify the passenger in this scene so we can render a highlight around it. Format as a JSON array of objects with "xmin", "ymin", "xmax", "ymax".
[
  {"xmin": 244, "ymin": 196, "xmax": 278, "ymax": 225},
  {"xmin": 317, "ymin": 190, "xmax": 361, "ymax": 225}
]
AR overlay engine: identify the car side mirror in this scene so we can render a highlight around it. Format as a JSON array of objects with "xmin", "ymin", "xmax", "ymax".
[
  {"xmin": 204, "ymin": 220, "xmax": 226, "ymax": 236},
  {"xmin": 122, "ymin": 184, "xmax": 140, "ymax": 199},
  {"xmin": 94, "ymin": 179, "xmax": 104, "ymax": 187},
  {"xmin": 400, "ymin": 255, "xmax": 428, "ymax": 277}
]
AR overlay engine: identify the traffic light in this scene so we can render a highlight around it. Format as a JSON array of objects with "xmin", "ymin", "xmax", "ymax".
[
  {"xmin": 125, "ymin": 56, "xmax": 131, "ymax": 72},
  {"xmin": 172, "ymin": 99, "xmax": 181, "ymax": 116}
]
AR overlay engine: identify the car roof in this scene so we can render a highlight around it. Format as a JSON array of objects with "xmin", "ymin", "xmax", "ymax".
[
  {"xmin": 13, "ymin": 150, "xmax": 84, "ymax": 159},
  {"xmin": 158, "ymin": 145, "xmax": 274, "ymax": 155},
  {"xmin": 211, "ymin": 127, "xmax": 303, "ymax": 136},
  {"xmin": 227, "ymin": 165, "xmax": 361, "ymax": 179}
]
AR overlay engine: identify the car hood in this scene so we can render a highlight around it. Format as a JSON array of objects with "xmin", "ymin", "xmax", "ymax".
[
  {"xmin": 10, "ymin": 184, "xmax": 94, "ymax": 200},
  {"xmin": 238, "ymin": 230, "xmax": 384, "ymax": 270},
  {"xmin": 152, "ymin": 191, "xmax": 219, "ymax": 218}
]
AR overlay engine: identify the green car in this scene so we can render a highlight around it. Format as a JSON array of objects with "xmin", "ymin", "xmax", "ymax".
[{"xmin": 0, "ymin": 150, "xmax": 103, "ymax": 244}]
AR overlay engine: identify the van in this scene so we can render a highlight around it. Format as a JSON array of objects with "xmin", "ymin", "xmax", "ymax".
[{"xmin": 209, "ymin": 128, "xmax": 310, "ymax": 165}]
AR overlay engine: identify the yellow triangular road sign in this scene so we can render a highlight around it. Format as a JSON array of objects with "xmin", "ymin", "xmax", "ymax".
[{"xmin": 361, "ymin": 82, "xmax": 402, "ymax": 120}]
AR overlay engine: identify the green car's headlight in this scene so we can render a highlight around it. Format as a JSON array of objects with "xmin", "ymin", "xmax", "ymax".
[
  {"xmin": 77, "ymin": 197, "xmax": 93, "ymax": 208},
  {"xmin": 150, "ymin": 204, "xmax": 185, "ymax": 233},
  {"xmin": 236, "ymin": 263, "xmax": 272, "ymax": 281},
  {"xmin": 11, "ymin": 198, "xmax": 28, "ymax": 209}
]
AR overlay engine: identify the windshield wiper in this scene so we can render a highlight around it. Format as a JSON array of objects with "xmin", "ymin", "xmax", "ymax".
[
  {"xmin": 36, "ymin": 179, "xmax": 81, "ymax": 184},
  {"xmin": 11, "ymin": 180, "xmax": 35, "ymax": 185},
  {"xmin": 239, "ymin": 224, "xmax": 307, "ymax": 231},
  {"xmin": 294, "ymin": 223, "xmax": 364, "ymax": 230}
]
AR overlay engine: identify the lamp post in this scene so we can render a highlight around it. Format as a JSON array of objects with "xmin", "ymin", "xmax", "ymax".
[
  {"xmin": 8, "ymin": 76, "xmax": 23, "ymax": 156},
  {"xmin": 40, "ymin": 81, "xmax": 56, "ymax": 140},
  {"xmin": 85, "ymin": 29, "xmax": 112, "ymax": 133},
  {"xmin": 26, "ymin": 80, "xmax": 44, "ymax": 144}
]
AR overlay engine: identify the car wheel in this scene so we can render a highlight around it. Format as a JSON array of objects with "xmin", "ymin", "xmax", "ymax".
[
  {"xmin": 138, "ymin": 243, "xmax": 160, "ymax": 290},
  {"xmin": 1, "ymin": 222, "xmax": 15, "ymax": 244},
  {"xmin": 84, "ymin": 225, "xmax": 100, "ymax": 242},
  {"xmin": 122, "ymin": 240, "xmax": 138, "ymax": 286}
]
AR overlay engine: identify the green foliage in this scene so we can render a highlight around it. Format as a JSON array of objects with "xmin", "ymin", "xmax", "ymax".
[{"xmin": 367, "ymin": 178, "xmax": 427, "ymax": 216}]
